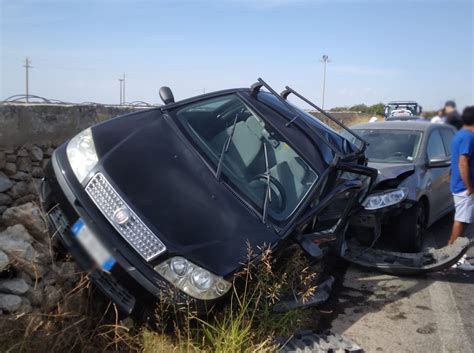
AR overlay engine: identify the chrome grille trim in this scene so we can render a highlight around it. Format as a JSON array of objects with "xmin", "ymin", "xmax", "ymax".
[{"xmin": 85, "ymin": 173, "xmax": 166, "ymax": 261}]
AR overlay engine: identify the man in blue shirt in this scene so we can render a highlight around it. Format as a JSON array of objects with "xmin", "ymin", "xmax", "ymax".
[{"xmin": 448, "ymin": 106, "xmax": 474, "ymax": 246}]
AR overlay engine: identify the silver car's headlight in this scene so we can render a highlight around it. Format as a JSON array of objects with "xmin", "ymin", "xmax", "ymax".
[
  {"xmin": 155, "ymin": 257, "xmax": 231, "ymax": 300},
  {"xmin": 66, "ymin": 128, "xmax": 98, "ymax": 183},
  {"xmin": 362, "ymin": 187, "xmax": 408, "ymax": 210}
]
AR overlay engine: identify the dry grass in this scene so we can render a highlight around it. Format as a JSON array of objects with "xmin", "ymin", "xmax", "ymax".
[{"xmin": 0, "ymin": 243, "xmax": 318, "ymax": 353}]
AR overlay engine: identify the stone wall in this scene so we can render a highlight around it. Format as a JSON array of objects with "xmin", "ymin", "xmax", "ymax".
[{"xmin": 0, "ymin": 103, "xmax": 140, "ymax": 147}]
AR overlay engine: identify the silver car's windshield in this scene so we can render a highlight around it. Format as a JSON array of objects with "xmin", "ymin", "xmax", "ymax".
[
  {"xmin": 175, "ymin": 95, "xmax": 319, "ymax": 222},
  {"xmin": 352, "ymin": 129, "xmax": 423, "ymax": 163}
]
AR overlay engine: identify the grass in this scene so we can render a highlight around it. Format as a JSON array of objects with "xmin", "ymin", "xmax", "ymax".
[{"xmin": 1, "ymin": 241, "xmax": 319, "ymax": 353}]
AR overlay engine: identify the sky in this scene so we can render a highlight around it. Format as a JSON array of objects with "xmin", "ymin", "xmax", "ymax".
[{"xmin": 1, "ymin": 0, "xmax": 473, "ymax": 110}]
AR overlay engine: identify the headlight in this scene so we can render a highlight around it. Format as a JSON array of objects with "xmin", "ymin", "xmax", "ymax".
[
  {"xmin": 66, "ymin": 128, "xmax": 98, "ymax": 183},
  {"xmin": 155, "ymin": 257, "xmax": 231, "ymax": 300},
  {"xmin": 362, "ymin": 187, "xmax": 408, "ymax": 210}
]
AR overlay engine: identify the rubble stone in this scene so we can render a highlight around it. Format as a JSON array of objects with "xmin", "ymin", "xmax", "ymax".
[
  {"xmin": 17, "ymin": 157, "xmax": 32, "ymax": 173},
  {"xmin": 4, "ymin": 162, "xmax": 16, "ymax": 175},
  {"xmin": 0, "ymin": 193, "xmax": 12, "ymax": 206},
  {"xmin": 7, "ymin": 181, "xmax": 28, "ymax": 199},
  {"xmin": 0, "ymin": 172, "xmax": 13, "ymax": 192},
  {"xmin": 31, "ymin": 167, "xmax": 45, "ymax": 178},
  {"xmin": 0, "ymin": 250, "xmax": 8, "ymax": 272},
  {"xmin": 10, "ymin": 171, "xmax": 29, "ymax": 181},
  {"xmin": 17, "ymin": 148, "xmax": 29, "ymax": 157},
  {"xmin": 0, "ymin": 278, "xmax": 30, "ymax": 295},
  {"xmin": 2, "ymin": 203, "xmax": 47, "ymax": 242},
  {"xmin": 30, "ymin": 146, "xmax": 44, "ymax": 161},
  {"xmin": 0, "ymin": 294, "xmax": 22, "ymax": 312},
  {"xmin": 0, "ymin": 151, "xmax": 5, "ymax": 169}
]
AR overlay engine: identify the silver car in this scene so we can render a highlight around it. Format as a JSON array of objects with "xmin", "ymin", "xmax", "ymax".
[{"xmin": 344, "ymin": 121, "xmax": 456, "ymax": 252}]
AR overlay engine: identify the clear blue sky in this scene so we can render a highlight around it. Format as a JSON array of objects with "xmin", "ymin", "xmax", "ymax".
[{"xmin": 1, "ymin": 0, "xmax": 473, "ymax": 110}]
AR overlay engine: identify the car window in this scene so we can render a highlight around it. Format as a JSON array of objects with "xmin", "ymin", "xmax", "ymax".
[
  {"xmin": 174, "ymin": 95, "xmax": 319, "ymax": 222},
  {"xmin": 348, "ymin": 129, "xmax": 423, "ymax": 163},
  {"xmin": 427, "ymin": 129, "xmax": 447, "ymax": 160},
  {"xmin": 440, "ymin": 128, "xmax": 455, "ymax": 157}
]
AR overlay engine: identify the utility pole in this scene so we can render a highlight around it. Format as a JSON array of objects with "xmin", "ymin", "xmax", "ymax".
[
  {"xmin": 320, "ymin": 55, "xmax": 330, "ymax": 109},
  {"xmin": 23, "ymin": 57, "xmax": 33, "ymax": 103},
  {"xmin": 122, "ymin": 73, "xmax": 126, "ymax": 104},
  {"xmin": 118, "ymin": 77, "xmax": 124, "ymax": 105}
]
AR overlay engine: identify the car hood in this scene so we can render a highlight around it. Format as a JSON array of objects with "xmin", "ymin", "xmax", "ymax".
[
  {"xmin": 92, "ymin": 110, "xmax": 280, "ymax": 277},
  {"xmin": 368, "ymin": 162, "xmax": 415, "ymax": 184}
]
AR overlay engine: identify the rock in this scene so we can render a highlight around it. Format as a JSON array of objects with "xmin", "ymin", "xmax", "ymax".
[
  {"xmin": 6, "ymin": 154, "xmax": 16, "ymax": 163},
  {"xmin": 0, "ymin": 151, "xmax": 5, "ymax": 169},
  {"xmin": 28, "ymin": 179, "xmax": 41, "ymax": 194},
  {"xmin": 0, "ymin": 206, "xmax": 7, "ymax": 215},
  {"xmin": 0, "ymin": 293, "xmax": 22, "ymax": 312},
  {"xmin": 0, "ymin": 172, "xmax": 13, "ymax": 192},
  {"xmin": 29, "ymin": 146, "xmax": 44, "ymax": 161},
  {"xmin": 0, "ymin": 236, "xmax": 35, "ymax": 260},
  {"xmin": 9, "ymin": 171, "xmax": 30, "ymax": 181},
  {"xmin": 17, "ymin": 148, "xmax": 29, "ymax": 157},
  {"xmin": 0, "ymin": 224, "xmax": 34, "ymax": 242},
  {"xmin": 45, "ymin": 148, "xmax": 55, "ymax": 157},
  {"xmin": 12, "ymin": 195, "xmax": 37, "ymax": 207},
  {"xmin": 7, "ymin": 181, "xmax": 28, "ymax": 198},
  {"xmin": 18, "ymin": 297, "xmax": 32, "ymax": 313},
  {"xmin": 16, "ymin": 157, "xmax": 32, "ymax": 173},
  {"xmin": 44, "ymin": 285, "xmax": 62, "ymax": 309},
  {"xmin": 25, "ymin": 286, "xmax": 43, "ymax": 307},
  {"xmin": 0, "ymin": 250, "xmax": 8, "ymax": 272},
  {"xmin": 41, "ymin": 158, "xmax": 50, "ymax": 170},
  {"xmin": 0, "ymin": 193, "xmax": 12, "ymax": 206},
  {"xmin": 4, "ymin": 162, "xmax": 16, "ymax": 175},
  {"xmin": 0, "ymin": 278, "xmax": 30, "ymax": 295},
  {"xmin": 1, "ymin": 203, "xmax": 47, "ymax": 242},
  {"xmin": 31, "ymin": 167, "xmax": 44, "ymax": 178}
]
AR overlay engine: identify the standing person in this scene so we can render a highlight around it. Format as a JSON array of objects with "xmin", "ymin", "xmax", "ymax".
[
  {"xmin": 445, "ymin": 101, "xmax": 462, "ymax": 130},
  {"xmin": 431, "ymin": 109, "xmax": 445, "ymax": 124},
  {"xmin": 448, "ymin": 107, "xmax": 474, "ymax": 270}
]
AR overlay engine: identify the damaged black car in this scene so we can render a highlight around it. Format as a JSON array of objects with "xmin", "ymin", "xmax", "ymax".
[{"xmin": 40, "ymin": 79, "xmax": 471, "ymax": 316}]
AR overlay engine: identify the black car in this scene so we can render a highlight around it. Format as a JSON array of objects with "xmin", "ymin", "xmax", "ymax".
[
  {"xmin": 344, "ymin": 121, "xmax": 456, "ymax": 252},
  {"xmin": 40, "ymin": 79, "xmax": 470, "ymax": 316}
]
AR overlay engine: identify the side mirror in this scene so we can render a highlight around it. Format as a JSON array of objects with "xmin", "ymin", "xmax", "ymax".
[
  {"xmin": 428, "ymin": 157, "xmax": 450, "ymax": 168},
  {"xmin": 159, "ymin": 86, "xmax": 175, "ymax": 105}
]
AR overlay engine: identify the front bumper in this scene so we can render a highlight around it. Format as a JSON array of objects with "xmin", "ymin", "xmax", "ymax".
[{"xmin": 41, "ymin": 145, "xmax": 201, "ymax": 316}]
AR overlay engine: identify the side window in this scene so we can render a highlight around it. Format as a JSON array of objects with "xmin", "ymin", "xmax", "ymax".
[
  {"xmin": 440, "ymin": 128, "xmax": 455, "ymax": 157},
  {"xmin": 427, "ymin": 130, "xmax": 446, "ymax": 160}
]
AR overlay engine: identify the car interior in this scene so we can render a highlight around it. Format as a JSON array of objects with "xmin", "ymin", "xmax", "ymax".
[{"xmin": 175, "ymin": 95, "xmax": 319, "ymax": 220}]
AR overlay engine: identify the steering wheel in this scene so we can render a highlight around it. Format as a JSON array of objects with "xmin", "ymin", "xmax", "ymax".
[
  {"xmin": 251, "ymin": 174, "xmax": 286, "ymax": 212},
  {"xmin": 389, "ymin": 151, "xmax": 409, "ymax": 159}
]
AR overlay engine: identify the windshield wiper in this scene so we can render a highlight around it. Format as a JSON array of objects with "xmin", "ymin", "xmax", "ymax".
[
  {"xmin": 262, "ymin": 142, "xmax": 272, "ymax": 224},
  {"xmin": 216, "ymin": 112, "xmax": 239, "ymax": 180}
]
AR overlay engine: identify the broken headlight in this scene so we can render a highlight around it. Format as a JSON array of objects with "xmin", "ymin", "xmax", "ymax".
[
  {"xmin": 362, "ymin": 187, "xmax": 408, "ymax": 210},
  {"xmin": 155, "ymin": 257, "xmax": 231, "ymax": 300},
  {"xmin": 66, "ymin": 128, "xmax": 98, "ymax": 183}
]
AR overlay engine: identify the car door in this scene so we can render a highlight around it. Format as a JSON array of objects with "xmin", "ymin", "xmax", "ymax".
[
  {"xmin": 425, "ymin": 128, "xmax": 451, "ymax": 223},
  {"xmin": 438, "ymin": 127, "xmax": 456, "ymax": 215}
]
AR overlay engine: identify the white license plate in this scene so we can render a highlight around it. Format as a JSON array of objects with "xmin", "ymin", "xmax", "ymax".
[{"xmin": 71, "ymin": 219, "xmax": 116, "ymax": 271}]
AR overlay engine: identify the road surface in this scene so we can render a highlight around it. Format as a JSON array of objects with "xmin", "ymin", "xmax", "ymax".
[{"xmin": 330, "ymin": 215, "xmax": 474, "ymax": 353}]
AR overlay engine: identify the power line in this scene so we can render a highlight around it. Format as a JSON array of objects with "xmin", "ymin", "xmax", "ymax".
[
  {"xmin": 118, "ymin": 77, "xmax": 124, "ymax": 105},
  {"xmin": 23, "ymin": 57, "xmax": 33, "ymax": 103}
]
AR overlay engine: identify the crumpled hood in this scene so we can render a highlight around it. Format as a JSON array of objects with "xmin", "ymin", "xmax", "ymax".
[
  {"xmin": 368, "ymin": 162, "xmax": 415, "ymax": 185},
  {"xmin": 91, "ymin": 110, "xmax": 279, "ymax": 277}
]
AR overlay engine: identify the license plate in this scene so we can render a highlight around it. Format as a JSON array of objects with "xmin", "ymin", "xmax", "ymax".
[{"xmin": 71, "ymin": 219, "xmax": 116, "ymax": 271}]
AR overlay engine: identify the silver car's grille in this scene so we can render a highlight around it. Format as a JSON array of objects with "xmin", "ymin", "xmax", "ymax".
[{"xmin": 85, "ymin": 173, "xmax": 166, "ymax": 261}]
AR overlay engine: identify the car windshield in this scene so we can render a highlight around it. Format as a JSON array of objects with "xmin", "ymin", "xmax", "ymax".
[
  {"xmin": 387, "ymin": 103, "xmax": 418, "ymax": 116},
  {"xmin": 175, "ymin": 95, "xmax": 319, "ymax": 222},
  {"xmin": 352, "ymin": 129, "xmax": 423, "ymax": 163}
]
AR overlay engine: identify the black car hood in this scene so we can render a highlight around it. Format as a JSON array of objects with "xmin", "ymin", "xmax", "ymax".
[
  {"xmin": 368, "ymin": 162, "xmax": 415, "ymax": 184},
  {"xmin": 92, "ymin": 110, "xmax": 279, "ymax": 277}
]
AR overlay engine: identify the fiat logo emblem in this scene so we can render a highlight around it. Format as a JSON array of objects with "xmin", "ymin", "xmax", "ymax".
[{"xmin": 113, "ymin": 207, "xmax": 131, "ymax": 226}]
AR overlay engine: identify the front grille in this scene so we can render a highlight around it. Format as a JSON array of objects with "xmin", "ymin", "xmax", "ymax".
[{"xmin": 85, "ymin": 173, "xmax": 166, "ymax": 261}]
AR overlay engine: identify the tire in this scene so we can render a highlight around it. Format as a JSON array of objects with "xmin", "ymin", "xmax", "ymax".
[{"xmin": 397, "ymin": 202, "xmax": 426, "ymax": 252}]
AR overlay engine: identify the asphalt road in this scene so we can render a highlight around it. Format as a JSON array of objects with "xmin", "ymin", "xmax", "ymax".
[{"xmin": 330, "ymin": 214, "xmax": 474, "ymax": 353}]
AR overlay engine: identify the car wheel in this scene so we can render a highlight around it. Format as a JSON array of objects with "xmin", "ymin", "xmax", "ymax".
[{"xmin": 397, "ymin": 202, "xmax": 426, "ymax": 252}]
